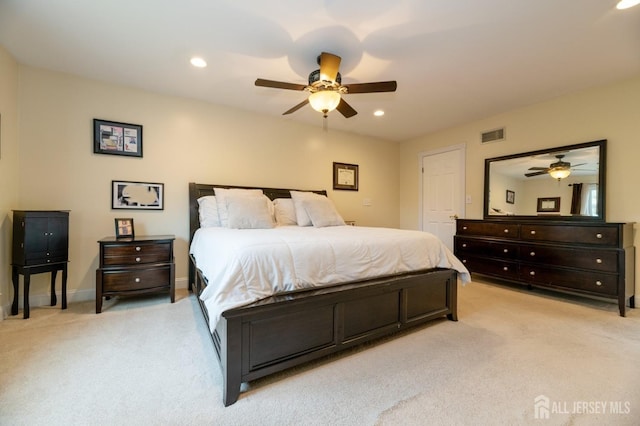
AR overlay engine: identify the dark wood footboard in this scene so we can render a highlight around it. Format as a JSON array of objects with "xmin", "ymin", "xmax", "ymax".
[{"xmin": 191, "ymin": 255, "xmax": 457, "ymax": 406}]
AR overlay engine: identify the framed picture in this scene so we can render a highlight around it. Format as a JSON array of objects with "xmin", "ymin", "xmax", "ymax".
[
  {"xmin": 94, "ymin": 119, "xmax": 143, "ymax": 157},
  {"xmin": 112, "ymin": 180, "xmax": 164, "ymax": 210},
  {"xmin": 537, "ymin": 197, "xmax": 561, "ymax": 213},
  {"xmin": 115, "ymin": 218, "xmax": 134, "ymax": 239},
  {"xmin": 333, "ymin": 162, "xmax": 359, "ymax": 191},
  {"xmin": 506, "ymin": 190, "xmax": 515, "ymax": 204}
]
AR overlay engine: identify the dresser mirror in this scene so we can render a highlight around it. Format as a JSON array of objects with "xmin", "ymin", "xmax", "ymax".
[{"xmin": 484, "ymin": 139, "xmax": 606, "ymax": 221}]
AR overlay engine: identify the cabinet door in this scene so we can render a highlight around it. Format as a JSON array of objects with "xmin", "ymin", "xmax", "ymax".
[
  {"xmin": 47, "ymin": 215, "xmax": 69, "ymax": 260},
  {"xmin": 24, "ymin": 217, "xmax": 50, "ymax": 262}
]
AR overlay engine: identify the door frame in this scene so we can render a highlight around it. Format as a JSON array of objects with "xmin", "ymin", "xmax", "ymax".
[{"xmin": 418, "ymin": 143, "xmax": 466, "ymax": 231}]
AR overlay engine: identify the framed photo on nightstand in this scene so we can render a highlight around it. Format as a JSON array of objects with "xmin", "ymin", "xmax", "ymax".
[{"xmin": 115, "ymin": 218, "xmax": 135, "ymax": 239}]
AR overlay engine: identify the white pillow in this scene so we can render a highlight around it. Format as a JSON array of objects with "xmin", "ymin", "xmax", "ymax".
[
  {"xmin": 197, "ymin": 196, "xmax": 221, "ymax": 227},
  {"xmin": 301, "ymin": 197, "xmax": 345, "ymax": 227},
  {"xmin": 214, "ymin": 187, "xmax": 264, "ymax": 227},
  {"xmin": 273, "ymin": 198, "xmax": 297, "ymax": 226},
  {"xmin": 290, "ymin": 190, "xmax": 326, "ymax": 226},
  {"xmin": 225, "ymin": 195, "xmax": 275, "ymax": 229}
]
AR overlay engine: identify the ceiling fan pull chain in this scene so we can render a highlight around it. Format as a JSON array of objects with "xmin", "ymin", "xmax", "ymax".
[{"xmin": 323, "ymin": 115, "xmax": 329, "ymax": 132}]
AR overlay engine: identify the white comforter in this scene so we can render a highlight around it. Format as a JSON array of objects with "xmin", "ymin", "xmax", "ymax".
[{"xmin": 190, "ymin": 225, "xmax": 470, "ymax": 331}]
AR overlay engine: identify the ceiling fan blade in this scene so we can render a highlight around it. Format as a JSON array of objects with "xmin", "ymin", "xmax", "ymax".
[
  {"xmin": 255, "ymin": 78, "xmax": 307, "ymax": 91},
  {"xmin": 525, "ymin": 171, "xmax": 548, "ymax": 177},
  {"xmin": 282, "ymin": 99, "xmax": 309, "ymax": 115},
  {"xmin": 528, "ymin": 167, "xmax": 549, "ymax": 171},
  {"xmin": 571, "ymin": 163, "xmax": 587, "ymax": 168},
  {"xmin": 336, "ymin": 98, "xmax": 357, "ymax": 118},
  {"xmin": 319, "ymin": 52, "xmax": 341, "ymax": 83},
  {"xmin": 344, "ymin": 81, "xmax": 397, "ymax": 94}
]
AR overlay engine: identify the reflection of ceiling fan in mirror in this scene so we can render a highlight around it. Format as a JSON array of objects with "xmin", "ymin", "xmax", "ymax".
[
  {"xmin": 254, "ymin": 52, "xmax": 397, "ymax": 120},
  {"xmin": 524, "ymin": 154, "xmax": 587, "ymax": 180}
]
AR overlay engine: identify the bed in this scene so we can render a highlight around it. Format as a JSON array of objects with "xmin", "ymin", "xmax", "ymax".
[{"xmin": 188, "ymin": 182, "xmax": 470, "ymax": 406}]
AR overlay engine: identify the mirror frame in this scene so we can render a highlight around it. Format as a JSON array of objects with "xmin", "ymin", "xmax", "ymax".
[{"xmin": 483, "ymin": 139, "xmax": 606, "ymax": 221}]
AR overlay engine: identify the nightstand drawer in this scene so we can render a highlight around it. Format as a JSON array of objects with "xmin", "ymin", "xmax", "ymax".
[
  {"xmin": 102, "ymin": 266, "xmax": 172, "ymax": 292},
  {"xmin": 102, "ymin": 242, "xmax": 171, "ymax": 266}
]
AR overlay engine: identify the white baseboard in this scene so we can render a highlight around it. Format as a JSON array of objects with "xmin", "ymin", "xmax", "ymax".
[{"xmin": 1, "ymin": 277, "xmax": 188, "ymax": 319}]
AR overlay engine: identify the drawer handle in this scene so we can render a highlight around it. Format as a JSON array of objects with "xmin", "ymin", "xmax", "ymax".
[
  {"xmin": 503, "ymin": 229, "xmax": 509, "ymax": 233},
  {"xmin": 596, "ymin": 233, "xmax": 602, "ymax": 239},
  {"xmin": 462, "ymin": 243, "xmax": 467, "ymax": 248},
  {"xmin": 135, "ymin": 278, "xmax": 141, "ymax": 283},
  {"xmin": 136, "ymin": 246, "xmax": 142, "ymax": 252},
  {"xmin": 596, "ymin": 258, "xmax": 602, "ymax": 264},
  {"xmin": 529, "ymin": 271, "xmax": 535, "ymax": 276},
  {"xmin": 595, "ymin": 281, "xmax": 602, "ymax": 286},
  {"xmin": 462, "ymin": 259, "xmax": 467, "ymax": 263},
  {"xmin": 503, "ymin": 249, "xmax": 509, "ymax": 253},
  {"xmin": 503, "ymin": 266, "xmax": 508, "ymax": 271},
  {"xmin": 462, "ymin": 226, "xmax": 467, "ymax": 230},
  {"xmin": 529, "ymin": 252, "xmax": 535, "ymax": 257},
  {"xmin": 530, "ymin": 230, "xmax": 536, "ymax": 235},
  {"xmin": 135, "ymin": 257, "xmax": 141, "ymax": 262}
]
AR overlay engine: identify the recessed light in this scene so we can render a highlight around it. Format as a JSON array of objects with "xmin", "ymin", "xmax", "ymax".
[
  {"xmin": 616, "ymin": 0, "xmax": 640, "ymax": 9},
  {"xmin": 373, "ymin": 110, "xmax": 385, "ymax": 117},
  {"xmin": 190, "ymin": 57, "xmax": 207, "ymax": 68}
]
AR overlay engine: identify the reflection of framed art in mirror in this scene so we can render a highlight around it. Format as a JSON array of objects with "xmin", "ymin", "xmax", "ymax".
[{"xmin": 537, "ymin": 197, "xmax": 560, "ymax": 213}]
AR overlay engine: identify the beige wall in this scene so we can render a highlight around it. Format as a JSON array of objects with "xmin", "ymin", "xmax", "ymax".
[
  {"xmin": 2, "ymin": 64, "xmax": 400, "ymax": 312},
  {"xmin": 399, "ymin": 74, "xmax": 640, "ymax": 295},
  {"xmin": 0, "ymin": 46, "xmax": 20, "ymax": 317}
]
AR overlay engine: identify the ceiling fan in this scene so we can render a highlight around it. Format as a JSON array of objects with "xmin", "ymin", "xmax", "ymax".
[
  {"xmin": 254, "ymin": 52, "xmax": 397, "ymax": 119},
  {"xmin": 524, "ymin": 154, "xmax": 586, "ymax": 180}
]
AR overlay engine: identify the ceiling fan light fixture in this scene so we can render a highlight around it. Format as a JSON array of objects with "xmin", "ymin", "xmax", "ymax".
[
  {"xmin": 308, "ymin": 90, "xmax": 341, "ymax": 115},
  {"xmin": 549, "ymin": 168, "xmax": 571, "ymax": 180}
]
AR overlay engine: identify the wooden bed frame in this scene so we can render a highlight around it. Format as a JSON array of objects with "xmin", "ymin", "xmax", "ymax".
[{"xmin": 188, "ymin": 182, "xmax": 459, "ymax": 406}]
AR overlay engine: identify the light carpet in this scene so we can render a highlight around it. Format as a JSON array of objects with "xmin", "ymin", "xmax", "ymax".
[{"xmin": 1, "ymin": 279, "xmax": 638, "ymax": 426}]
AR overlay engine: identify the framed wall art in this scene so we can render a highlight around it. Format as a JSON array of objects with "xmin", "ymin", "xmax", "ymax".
[
  {"xmin": 537, "ymin": 197, "xmax": 561, "ymax": 213},
  {"xmin": 506, "ymin": 189, "xmax": 515, "ymax": 204},
  {"xmin": 94, "ymin": 119, "xmax": 143, "ymax": 157},
  {"xmin": 115, "ymin": 218, "xmax": 135, "ymax": 239},
  {"xmin": 112, "ymin": 180, "xmax": 164, "ymax": 210},
  {"xmin": 333, "ymin": 162, "xmax": 359, "ymax": 191}
]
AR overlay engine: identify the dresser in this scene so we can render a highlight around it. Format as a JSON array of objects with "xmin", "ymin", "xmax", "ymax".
[
  {"xmin": 96, "ymin": 235, "xmax": 175, "ymax": 313},
  {"xmin": 11, "ymin": 210, "xmax": 69, "ymax": 319},
  {"xmin": 454, "ymin": 219, "xmax": 635, "ymax": 316}
]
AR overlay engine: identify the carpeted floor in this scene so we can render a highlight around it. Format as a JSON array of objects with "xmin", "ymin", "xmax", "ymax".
[{"xmin": 1, "ymin": 279, "xmax": 638, "ymax": 425}]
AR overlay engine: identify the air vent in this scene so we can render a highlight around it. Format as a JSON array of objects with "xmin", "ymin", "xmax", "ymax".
[{"xmin": 481, "ymin": 127, "xmax": 506, "ymax": 143}]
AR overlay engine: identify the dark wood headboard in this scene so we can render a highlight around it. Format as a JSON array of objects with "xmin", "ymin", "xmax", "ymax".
[{"xmin": 188, "ymin": 182, "xmax": 327, "ymax": 244}]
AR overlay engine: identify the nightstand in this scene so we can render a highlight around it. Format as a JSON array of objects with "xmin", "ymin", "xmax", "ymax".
[{"xmin": 96, "ymin": 235, "xmax": 175, "ymax": 313}]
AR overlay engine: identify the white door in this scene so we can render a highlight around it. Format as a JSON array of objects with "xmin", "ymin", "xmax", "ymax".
[{"xmin": 420, "ymin": 145, "xmax": 465, "ymax": 251}]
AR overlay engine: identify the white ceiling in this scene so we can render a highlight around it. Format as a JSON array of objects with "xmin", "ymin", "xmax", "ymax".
[{"xmin": 1, "ymin": 0, "xmax": 639, "ymax": 142}]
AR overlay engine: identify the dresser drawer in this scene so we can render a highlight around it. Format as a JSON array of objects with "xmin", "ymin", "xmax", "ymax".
[
  {"xmin": 101, "ymin": 266, "xmax": 172, "ymax": 292},
  {"xmin": 520, "ymin": 224, "xmax": 619, "ymax": 246},
  {"xmin": 458, "ymin": 255, "xmax": 519, "ymax": 280},
  {"xmin": 457, "ymin": 221, "xmax": 519, "ymax": 239},
  {"xmin": 102, "ymin": 242, "xmax": 172, "ymax": 266},
  {"xmin": 519, "ymin": 244, "xmax": 619, "ymax": 273},
  {"xmin": 455, "ymin": 237, "xmax": 518, "ymax": 260},
  {"xmin": 520, "ymin": 265, "xmax": 617, "ymax": 296}
]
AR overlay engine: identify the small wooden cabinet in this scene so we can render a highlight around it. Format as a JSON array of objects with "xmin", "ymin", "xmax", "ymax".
[
  {"xmin": 96, "ymin": 235, "xmax": 175, "ymax": 313},
  {"xmin": 11, "ymin": 210, "xmax": 70, "ymax": 319},
  {"xmin": 455, "ymin": 219, "xmax": 635, "ymax": 316}
]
